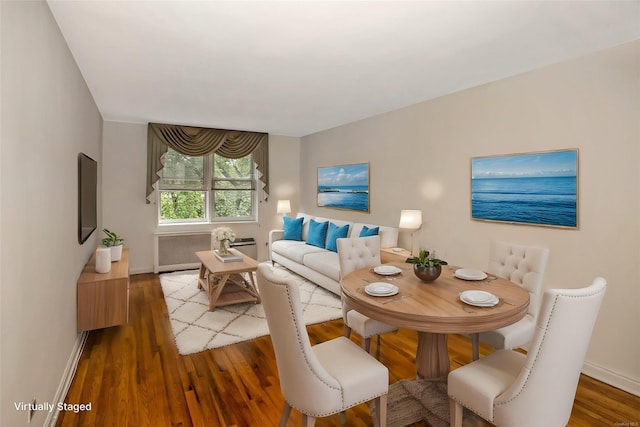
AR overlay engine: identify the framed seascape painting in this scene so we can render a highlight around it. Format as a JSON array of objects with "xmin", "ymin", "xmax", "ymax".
[
  {"xmin": 471, "ymin": 149, "xmax": 578, "ymax": 228},
  {"xmin": 317, "ymin": 162, "xmax": 370, "ymax": 213}
]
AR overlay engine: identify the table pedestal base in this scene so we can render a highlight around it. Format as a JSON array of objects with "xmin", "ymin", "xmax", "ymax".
[{"xmin": 416, "ymin": 332, "xmax": 450, "ymax": 382}]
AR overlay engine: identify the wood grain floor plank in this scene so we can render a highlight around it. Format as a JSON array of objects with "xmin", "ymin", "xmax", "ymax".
[{"xmin": 56, "ymin": 273, "xmax": 640, "ymax": 427}]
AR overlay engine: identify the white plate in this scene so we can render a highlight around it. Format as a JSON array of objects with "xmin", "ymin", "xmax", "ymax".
[
  {"xmin": 365, "ymin": 282, "xmax": 399, "ymax": 297},
  {"xmin": 454, "ymin": 269, "xmax": 488, "ymax": 281},
  {"xmin": 460, "ymin": 290, "xmax": 499, "ymax": 307},
  {"xmin": 374, "ymin": 265, "xmax": 402, "ymax": 275}
]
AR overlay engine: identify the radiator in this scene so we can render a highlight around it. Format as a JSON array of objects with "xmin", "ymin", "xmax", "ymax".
[{"xmin": 153, "ymin": 232, "xmax": 256, "ymax": 273}]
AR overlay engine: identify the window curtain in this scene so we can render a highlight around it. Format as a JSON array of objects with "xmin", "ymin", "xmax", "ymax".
[{"xmin": 146, "ymin": 123, "xmax": 269, "ymax": 203}]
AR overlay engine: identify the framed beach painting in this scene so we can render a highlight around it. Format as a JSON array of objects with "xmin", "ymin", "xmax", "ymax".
[
  {"xmin": 317, "ymin": 162, "xmax": 370, "ymax": 212},
  {"xmin": 471, "ymin": 149, "xmax": 578, "ymax": 228}
]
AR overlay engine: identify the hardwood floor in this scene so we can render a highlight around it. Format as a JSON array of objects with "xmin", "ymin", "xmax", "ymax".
[{"xmin": 57, "ymin": 273, "xmax": 640, "ymax": 426}]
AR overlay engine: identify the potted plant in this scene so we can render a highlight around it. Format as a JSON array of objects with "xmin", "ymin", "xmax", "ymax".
[
  {"xmin": 406, "ymin": 249, "xmax": 448, "ymax": 282},
  {"xmin": 101, "ymin": 228, "xmax": 125, "ymax": 262}
]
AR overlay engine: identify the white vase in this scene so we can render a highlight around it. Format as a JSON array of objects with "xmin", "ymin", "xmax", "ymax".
[
  {"xmin": 110, "ymin": 244, "xmax": 123, "ymax": 262},
  {"xmin": 95, "ymin": 247, "xmax": 111, "ymax": 273}
]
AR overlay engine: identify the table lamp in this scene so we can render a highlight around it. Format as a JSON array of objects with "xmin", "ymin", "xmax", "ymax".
[
  {"xmin": 277, "ymin": 199, "xmax": 291, "ymax": 216},
  {"xmin": 399, "ymin": 209, "xmax": 422, "ymax": 255}
]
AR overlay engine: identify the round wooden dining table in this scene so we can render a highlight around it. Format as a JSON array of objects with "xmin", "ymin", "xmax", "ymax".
[{"xmin": 341, "ymin": 263, "xmax": 530, "ymax": 381}]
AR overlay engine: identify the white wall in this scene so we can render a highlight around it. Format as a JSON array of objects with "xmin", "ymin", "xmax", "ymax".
[
  {"xmin": 102, "ymin": 121, "xmax": 301, "ymax": 273},
  {"xmin": 0, "ymin": 2, "xmax": 103, "ymax": 425},
  {"xmin": 300, "ymin": 41, "xmax": 640, "ymax": 394}
]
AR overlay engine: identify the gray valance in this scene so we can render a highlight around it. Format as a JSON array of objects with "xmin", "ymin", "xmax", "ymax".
[{"xmin": 146, "ymin": 123, "xmax": 269, "ymax": 203}]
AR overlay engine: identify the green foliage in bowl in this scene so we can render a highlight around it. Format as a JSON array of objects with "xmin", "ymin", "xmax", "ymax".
[{"xmin": 406, "ymin": 249, "xmax": 448, "ymax": 268}]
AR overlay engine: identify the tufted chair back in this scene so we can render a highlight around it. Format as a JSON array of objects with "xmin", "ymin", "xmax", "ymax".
[
  {"xmin": 337, "ymin": 236, "xmax": 381, "ymax": 319},
  {"xmin": 487, "ymin": 240, "xmax": 549, "ymax": 317},
  {"xmin": 337, "ymin": 235, "xmax": 381, "ymax": 278}
]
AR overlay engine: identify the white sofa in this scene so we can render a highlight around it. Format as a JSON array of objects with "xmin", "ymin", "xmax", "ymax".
[{"xmin": 269, "ymin": 213, "xmax": 399, "ymax": 295}]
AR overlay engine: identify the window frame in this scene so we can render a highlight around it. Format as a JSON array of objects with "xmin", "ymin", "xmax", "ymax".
[{"xmin": 157, "ymin": 150, "xmax": 257, "ymax": 225}]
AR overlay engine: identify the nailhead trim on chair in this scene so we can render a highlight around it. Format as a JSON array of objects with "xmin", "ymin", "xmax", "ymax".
[
  {"xmin": 449, "ymin": 395, "xmax": 492, "ymax": 423},
  {"xmin": 277, "ymin": 280, "xmax": 386, "ymax": 418},
  {"xmin": 494, "ymin": 287, "xmax": 605, "ymax": 409},
  {"xmin": 452, "ymin": 286, "xmax": 605, "ymax": 423},
  {"xmin": 282, "ymin": 283, "xmax": 342, "ymax": 395}
]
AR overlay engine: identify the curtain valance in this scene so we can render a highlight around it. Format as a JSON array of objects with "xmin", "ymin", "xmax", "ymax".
[{"xmin": 146, "ymin": 123, "xmax": 269, "ymax": 203}]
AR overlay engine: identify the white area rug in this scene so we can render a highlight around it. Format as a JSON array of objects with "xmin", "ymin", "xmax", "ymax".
[{"xmin": 160, "ymin": 263, "xmax": 342, "ymax": 355}]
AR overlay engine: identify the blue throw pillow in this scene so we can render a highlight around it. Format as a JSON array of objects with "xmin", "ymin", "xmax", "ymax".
[
  {"xmin": 306, "ymin": 219, "xmax": 329, "ymax": 248},
  {"xmin": 325, "ymin": 223, "xmax": 350, "ymax": 252},
  {"xmin": 282, "ymin": 216, "xmax": 304, "ymax": 241},
  {"xmin": 359, "ymin": 225, "xmax": 379, "ymax": 237}
]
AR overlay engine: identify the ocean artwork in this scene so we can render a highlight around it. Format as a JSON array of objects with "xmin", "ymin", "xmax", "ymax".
[
  {"xmin": 471, "ymin": 150, "xmax": 578, "ymax": 228},
  {"xmin": 317, "ymin": 163, "xmax": 370, "ymax": 212}
]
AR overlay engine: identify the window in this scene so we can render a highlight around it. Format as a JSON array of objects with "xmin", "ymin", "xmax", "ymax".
[{"xmin": 159, "ymin": 149, "xmax": 256, "ymax": 223}]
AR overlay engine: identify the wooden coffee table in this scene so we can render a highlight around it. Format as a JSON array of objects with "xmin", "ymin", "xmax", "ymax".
[{"xmin": 195, "ymin": 249, "xmax": 260, "ymax": 311}]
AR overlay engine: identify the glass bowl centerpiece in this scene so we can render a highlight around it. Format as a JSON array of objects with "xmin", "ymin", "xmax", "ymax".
[{"xmin": 406, "ymin": 249, "xmax": 448, "ymax": 282}]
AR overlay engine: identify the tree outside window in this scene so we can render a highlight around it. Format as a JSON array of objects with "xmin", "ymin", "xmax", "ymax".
[{"xmin": 159, "ymin": 149, "xmax": 255, "ymax": 223}]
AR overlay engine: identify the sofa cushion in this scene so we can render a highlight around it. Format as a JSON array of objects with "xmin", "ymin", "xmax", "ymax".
[
  {"xmin": 283, "ymin": 216, "xmax": 304, "ymax": 241},
  {"xmin": 352, "ymin": 223, "xmax": 399, "ymax": 248},
  {"xmin": 306, "ymin": 219, "xmax": 329, "ymax": 248},
  {"xmin": 326, "ymin": 222, "xmax": 350, "ymax": 252},
  {"xmin": 359, "ymin": 225, "xmax": 379, "ymax": 237},
  {"xmin": 296, "ymin": 213, "xmax": 313, "ymax": 241},
  {"xmin": 303, "ymin": 251, "xmax": 341, "ymax": 282},
  {"xmin": 272, "ymin": 240, "xmax": 325, "ymax": 264}
]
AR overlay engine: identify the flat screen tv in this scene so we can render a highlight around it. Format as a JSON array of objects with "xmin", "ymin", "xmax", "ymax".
[{"xmin": 78, "ymin": 153, "xmax": 97, "ymax": 244}]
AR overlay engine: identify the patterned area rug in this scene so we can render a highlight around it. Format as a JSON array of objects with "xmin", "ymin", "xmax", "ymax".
[{"xmin": 160, "ymin": 263, "xmax": 343, "ymax": 355}]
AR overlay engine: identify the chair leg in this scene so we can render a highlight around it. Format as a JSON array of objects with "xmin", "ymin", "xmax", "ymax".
[
  {"xmin": 363, "ymin": 337, "xmax": 371, "ymax": 353},
  {"xmin": 343, "ymin": 325, "xmax": 352, "ymax": 338},
  {"xmin": 471, "ymin": 333, "xmax": 480, "ymax": 361},
  {"xmin": 450, "ymin": 398, "xmax": 463, "ymax": 427},
  {"xmin": 301, "ymin": 413, "xmax": 316, "ymax": 426},
  {"xmin": 374, "ymin": 394, "xmax": 388, "ymax": 427},
  {"xmin": 279, "ymin": 402, "xmax": 292, "ymax": 427}
]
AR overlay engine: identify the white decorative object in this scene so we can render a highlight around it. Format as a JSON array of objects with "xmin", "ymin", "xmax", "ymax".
[
  {"xmin": 276, "ymin": 199, "xmax": 291, "ymax": 215},
  {"xmin": 110, "ymin": 244, "xmax": 123, "ymax": 262},
  {"xmin": 399, "ymin": 209, "xmax": 423, "ymax": 255},
  {"xmin": 399, "ymin": 209, "xmax": 422, "ymax": 229},
  {"xmin": 214, "ymin": 251, "xmax": 242, "ymax": 263},
  {"xmin": 101, "ymin": 229, "xmax": 125, "ymax": 261},
  {"xmin": 211, "ymin": 227, "xmax": 235, "ymax": 256},
  {"xmin": 95, "ymin": 247, "xmax": 112, "ymax": 273}
]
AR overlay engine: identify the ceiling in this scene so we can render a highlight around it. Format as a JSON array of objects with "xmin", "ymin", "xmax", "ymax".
[{"xmin": 47, "ymin": 1, "xmax": 640, "ymax": 137}]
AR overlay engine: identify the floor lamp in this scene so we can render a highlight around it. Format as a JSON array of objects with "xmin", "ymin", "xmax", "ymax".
[{"xmin": 399, "ymin": 209, "xmax": 422, "ymax": 256}]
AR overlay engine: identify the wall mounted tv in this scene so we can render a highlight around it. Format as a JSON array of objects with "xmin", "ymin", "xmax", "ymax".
[{"xmin": 78, "ymin": 153, "xmax": 97, "ymax": 244}]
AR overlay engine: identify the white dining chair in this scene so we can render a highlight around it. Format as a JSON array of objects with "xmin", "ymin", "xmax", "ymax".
[
  {"xmin": 257, "ymin": 263, "xmax": 389, "ymax": 427},
  {"xmin": 449, "ymin": 277, "xmax": 606, "ymax": 427},
  {"xmin": 471, "ymin": 240, "xmax": 549, "ymax": 360},
  {"xmin": 337, "ymin": 236, "xmax": 398, "ymax": 353}
]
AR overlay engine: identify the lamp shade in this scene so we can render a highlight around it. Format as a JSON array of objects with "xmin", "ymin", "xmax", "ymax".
[
  {"xmin": 277, "ymin": 199, "xmax": 291, "ymax": 215},
  {"xmin": 399, "ymin": 209, "xmax": 422, "ymax": 230}
]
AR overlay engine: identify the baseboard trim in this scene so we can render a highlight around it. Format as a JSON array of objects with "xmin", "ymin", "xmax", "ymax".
[
  {"xmin": 130, "ymin": 266, "xmax": 154, "ymax": 275},
  {"xmin": 46, "ymin": 331, "xmax": 88, "ymax": 426},
  {"xmin": 583, "ymin": 360, "xmax": 640, "ymax": 397}
]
